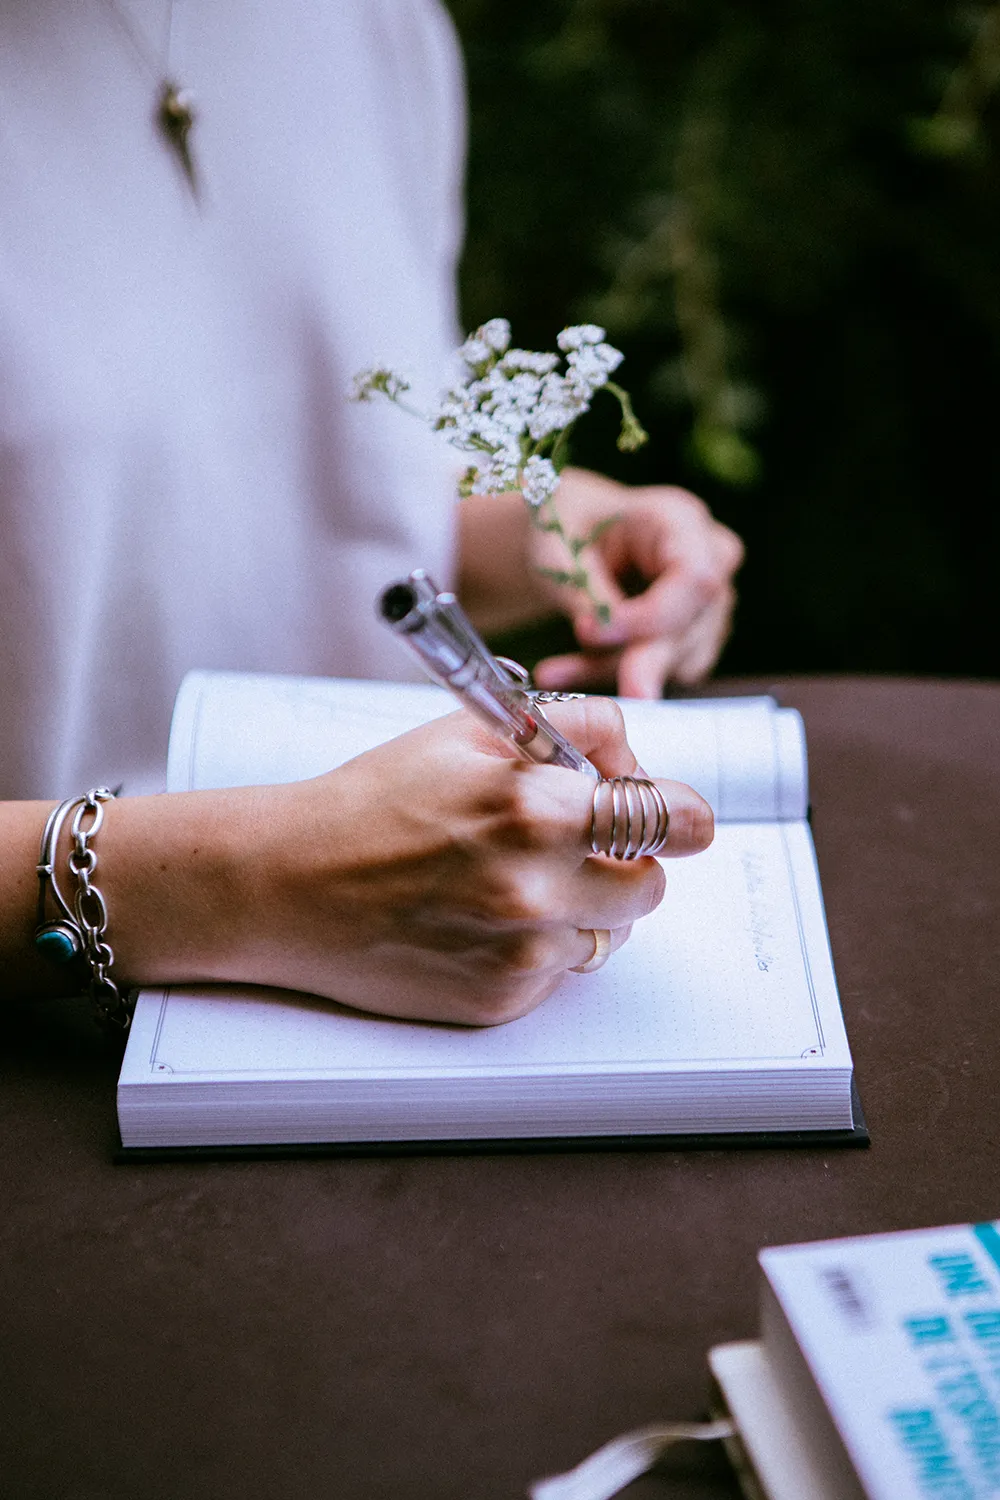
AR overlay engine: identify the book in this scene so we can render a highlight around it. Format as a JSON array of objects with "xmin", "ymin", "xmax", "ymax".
[
  {"xmin": 708, "ymin": 1220, "xmax": 1000, "ymax": 1500},
  {"xmin": 116, "ymin": 669, "xmax": 865, "ymax": 1153},
  {"xmin": 528, "ymin": 1221, "xmax": 1000, "ymax": 1500}
]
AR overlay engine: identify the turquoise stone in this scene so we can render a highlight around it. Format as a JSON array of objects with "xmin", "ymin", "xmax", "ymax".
[{"xmin": 34, "ymin": 925, "xmax": 80, "ymax": 964}]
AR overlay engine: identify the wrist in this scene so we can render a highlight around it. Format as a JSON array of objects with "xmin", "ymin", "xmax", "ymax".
[
  {"xmin": 457, "ymin": 490, "xmax": 551, "ymax": 634},
  {"xmin": 96, "ymin": 787, "xmax": 262, "ymax": 989}
]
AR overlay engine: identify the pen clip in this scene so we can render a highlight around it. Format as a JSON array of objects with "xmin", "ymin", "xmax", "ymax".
[{"xmin": 494, "ymin": 655, "xmax": 587, "ymax": 707}]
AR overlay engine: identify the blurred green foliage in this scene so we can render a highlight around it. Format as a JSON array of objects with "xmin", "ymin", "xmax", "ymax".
[{"xmin": 444, "ymin": 0, "xmax": 1000, "ymax": 677}]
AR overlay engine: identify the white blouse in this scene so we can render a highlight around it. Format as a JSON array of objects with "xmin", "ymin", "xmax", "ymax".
[{"xmin": 0, "ymin": 0, "xmax": 466, "ymax": 797}]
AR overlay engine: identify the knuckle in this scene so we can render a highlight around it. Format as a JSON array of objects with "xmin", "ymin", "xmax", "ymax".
[
  {"xmin": 718, "ymin": 583, "xmax": 738, "ymax": 625},
  {"xmin": 675, "ymin": 658, "xmax": 709, "ymax": 687},
  {"xmin": 639, "ymin": 861, "xmax": 667, "ymax": 915},
  {"xmin": 587, "ymin": 860, "xmax": 664, "ymax": 924},
  {"xmin": 475, "ymin": 866, "xmax": 556, "ymax": 927},
  {"xmin": 491, "ymin": 774, "xmax": 559, "ymax": 852},
  {"xmin": 542, "ymin": 695, "xmax": 627, "ymax": 750},
  {"xmin": 615, "ymin": 859, "xmax": 666, "ymax": 919},
  {"xmin": 688, "ymin": 536, "xmax": 743, "ymax": 604},
  {"xmin": 687, "ymin": 562, "xmax": 725, "ymax": 607},
  {"xmin": 716, "ymin": 525, "xmax": 745, "ymax": 572},
  {"xmin": 577, "ymin": 695, "xmax": 628, "ymax": 748},
  {"xmin": 662, "ymin": 486, "xmax": 710, "ymax": 521},
  {"xmin": 494, "ymin": 930, "xmax": 558, "ymax": 976}
]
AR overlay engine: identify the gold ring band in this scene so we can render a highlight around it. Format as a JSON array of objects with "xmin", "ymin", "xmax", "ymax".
[{"xmin": 570, "ymin": 928, "xmax": 612, "ymax": 974}]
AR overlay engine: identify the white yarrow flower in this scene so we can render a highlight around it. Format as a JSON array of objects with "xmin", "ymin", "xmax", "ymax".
[
  {"xmin": 521, "ymin": 455, "xmax": 559, "ymax": 508},
  {"xmin": 500, "ymin": 349, "xmax": 560, "ymax": 375},
  {"xmin": 557, "ymin": 324, "xmax": 607, "ymax": 352},
  {"xmin": 351, "ymin": 366, "xmax": 410, "ymax": 403},
  {"xmin": 471, "ymin": 452, "xmax": 521, "ymax": 495},
  {"xmin": 481, "ymin": 318, "xmax": 512, "ymax": 353},
  {"xmin": 352, "ymin": 319, "xmax": 646, "ymax": 622},
  {"xmin": 458, "ymin": 335, "xmax": 492, "ymax": 369},
  {"xmin": 566, "ymin": 342, "xmax": 624, "ymax": 400}
]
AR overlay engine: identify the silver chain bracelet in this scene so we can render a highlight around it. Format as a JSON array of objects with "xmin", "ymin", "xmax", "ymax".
[{"xmin": 35, "ymin": 788, "xmax": 132, "ymax": 1033}]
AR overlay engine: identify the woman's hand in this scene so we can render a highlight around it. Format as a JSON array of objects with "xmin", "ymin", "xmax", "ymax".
[
  {"xmin": 99, "ymin": 698, "xmax": 705, "ymax": 1026},
  {"xmin": 8, "ymin": 701, "xmax": 711, "ymax": 1023},
  {"xmin": 457, "ymin": 469, "xmax": 743, "ymax": 700},
  {"xmin": 230, "ymin": 698, "xmax": 713, "ymax": 1024},
  {"xmin": 528, "ymin": 468, "xmax": 744, "ymax": 698}
]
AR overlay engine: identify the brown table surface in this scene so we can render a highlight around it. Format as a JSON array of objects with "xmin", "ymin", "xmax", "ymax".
[{"xmin": 3, "ymin": 676, "xmax": 999, "ymax": 1500}]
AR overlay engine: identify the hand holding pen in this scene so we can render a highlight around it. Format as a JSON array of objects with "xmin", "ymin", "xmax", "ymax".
[{"xmin": 379, "ymin": 570, "xmax": 672, "ymax": 861}]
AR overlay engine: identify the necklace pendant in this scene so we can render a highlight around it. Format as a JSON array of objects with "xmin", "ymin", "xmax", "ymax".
[{"xmin": 157, "ymin": 80, "xmax": 198, "ymax": 197}]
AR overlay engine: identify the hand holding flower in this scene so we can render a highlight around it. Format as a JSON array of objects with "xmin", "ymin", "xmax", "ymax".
[
  {"xmin": 354, "ymin": 319, "xmax": 743, "ymax": 695},
  {"xmin": 528, "ymin": 468, "xmax": 744, "ymax": 698},
  {"xmin": 354, "ymin": 318, "xmax": 647, "ymax": 622}
]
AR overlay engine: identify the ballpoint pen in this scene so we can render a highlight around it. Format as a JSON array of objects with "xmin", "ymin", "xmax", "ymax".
[{"xmin": 378, "ymin": 569, "xmax": 601, "ymax": 781}]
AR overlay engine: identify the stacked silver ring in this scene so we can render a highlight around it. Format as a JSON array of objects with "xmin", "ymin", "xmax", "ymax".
[{"xmin": 591, "ymin": 775, "xmax": 670, "ymax": 859}]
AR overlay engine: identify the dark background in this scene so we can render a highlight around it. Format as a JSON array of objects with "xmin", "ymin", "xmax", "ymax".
[{"xmin": 445, "ymin": 0, "xmax": 1000, "ymax": 679}]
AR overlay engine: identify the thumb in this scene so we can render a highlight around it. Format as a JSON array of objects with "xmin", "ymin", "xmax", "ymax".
[
  {"xmin": 535, "ymin": 696, "xmax": 639, "ymax": 778},
  {"xmin": 538, "ymin": 698, "xmax": 715, "ymax": 858}
]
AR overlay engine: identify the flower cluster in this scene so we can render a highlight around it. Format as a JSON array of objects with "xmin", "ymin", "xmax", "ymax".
[
  {"xmin": 350, "ymin": 366, "xmax": 411, "ymax": 404},
  {"xmin": 431, "ymin": 318, "xmax": 636, "ymax": 507},
  {"xmin": 352, "ymin": 319, "xmax": 648, "ymax": 618}
]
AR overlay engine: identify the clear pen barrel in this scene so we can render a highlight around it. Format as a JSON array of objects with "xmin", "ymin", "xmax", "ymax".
[{"xmin": 379, "ymin": 576, "xmax": 599, "ymax": 780}]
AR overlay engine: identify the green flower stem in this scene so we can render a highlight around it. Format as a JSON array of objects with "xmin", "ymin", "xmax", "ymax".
[
  {"xmin": 529, "ymin": 496, "xmax": 613, "ymax": 625},
  {"xmin": 548, "ymin": 421, "xmax": 576, "ymax": 471},
  {"xmin": 604, "ymin": 381, "xmax": 650, "ymax": 452},
  {"xmin": 356, "ymin": 332, "xmax": 645, "ymax": 632}
]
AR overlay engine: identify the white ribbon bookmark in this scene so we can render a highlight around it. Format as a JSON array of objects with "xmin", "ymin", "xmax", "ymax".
[{"xmin": 528, "ymin": 1419, "xmax": 735, "ymax": 1500}]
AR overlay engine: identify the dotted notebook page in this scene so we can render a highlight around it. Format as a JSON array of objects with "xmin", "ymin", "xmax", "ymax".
[{"xmin": 127, "ymin": 822, "xmax": 850, "ymax": 1084}]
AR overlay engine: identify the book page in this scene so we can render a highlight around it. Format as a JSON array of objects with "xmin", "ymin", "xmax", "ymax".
[
  {"xmin": 166, "ymin": 669, "xmax": 807, "ymax": 821},
  {"xmin": 709, "ymin": 1341, "xmax": 853, "ymax": 1500},
  {"xmin": 122, "ymin": 822, "xmax": 850, "ymax": 1085}
]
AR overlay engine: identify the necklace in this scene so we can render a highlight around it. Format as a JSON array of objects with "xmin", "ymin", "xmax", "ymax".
[{"xmin": 98, "ymin": 0, "xmax": 199, "ymax": 197}]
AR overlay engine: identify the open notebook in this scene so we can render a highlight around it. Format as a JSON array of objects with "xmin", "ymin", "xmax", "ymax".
[{"xmin": 117, "ymin": 671, "xmax": 865, "ymax": 1153}]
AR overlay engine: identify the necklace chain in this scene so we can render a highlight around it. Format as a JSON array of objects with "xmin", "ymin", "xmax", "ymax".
[
  {"xmin": 97, "ymin": 0, "xmax": 199, "ymax": 198},
  {"xmin": 98, "ymin": 0, "xmax": 174, "ymax": 81}
]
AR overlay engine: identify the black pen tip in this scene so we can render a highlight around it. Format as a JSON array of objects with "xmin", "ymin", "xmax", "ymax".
[{"xmin": 380, "ymin": 582, "xmax": 419, "ymax": 624}]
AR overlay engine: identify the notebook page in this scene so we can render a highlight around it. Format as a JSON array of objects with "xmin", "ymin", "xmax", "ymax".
[
  {"xmin": 772, "ymin": 708, "xmax": 809, "ymax": 821},
  {"xmin": 122, "ymin": 822, "xmax": 850, "ymax": 1084},
  {"xmin": 167, "ymin": 670, "xmax": 806, "ymax": 821},
  {"xmin": 621, "ymin": 697, "xmax": 807, "ymax": 820}
]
